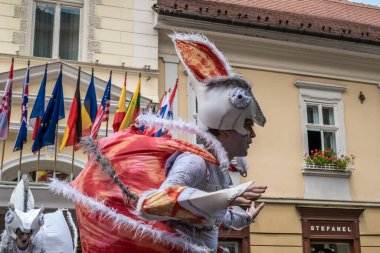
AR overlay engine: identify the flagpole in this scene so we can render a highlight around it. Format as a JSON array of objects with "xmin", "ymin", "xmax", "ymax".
[
  {"xmin": 36, "ymin": 151, "xmax": 40, "ymax": 182},
  {"xmin": 35, "ymin": 63, "xmax": 48, "ymax": 182},
  {"xmin": 54, "ymin": 64, "xmax": 63, "ymax": 178},
  {"xmin": 0, "ymin": 140, "xmax": 5, "ymax": 181},
  {"xmin": 89, "ymin": 67, "xmax": 94, "ymax": 134},
  {"xmin": 105, "ymin": 70, "xmax": 112, "ymax": 137}
]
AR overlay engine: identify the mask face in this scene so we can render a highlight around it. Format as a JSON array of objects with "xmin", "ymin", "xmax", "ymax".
[
  {"xmin": 15, "ymin": 229, "xmax": 32, "ymax": 250},
  {"xmin": 244, "ymin": 119, "xmax": 256, "ymax": 138}
]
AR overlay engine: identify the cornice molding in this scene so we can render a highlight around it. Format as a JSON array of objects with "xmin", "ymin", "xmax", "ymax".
[
  {"xmin": 295, "ymin": 81, "xmax": 347, "ymax": 93},
  {"xmin": 158, "ymin": 26, "xmax": 380, "ymax": 85}
]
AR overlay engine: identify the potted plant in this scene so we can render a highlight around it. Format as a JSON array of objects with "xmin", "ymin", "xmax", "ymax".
[{"xmin": 304, "ymin": 149, "xmax": 355, "ymax": 171}]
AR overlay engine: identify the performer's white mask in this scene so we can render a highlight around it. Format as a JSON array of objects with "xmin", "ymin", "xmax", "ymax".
[{"xmin": 171, "ymin": 33, "xmax": 266, "ymax": 135}]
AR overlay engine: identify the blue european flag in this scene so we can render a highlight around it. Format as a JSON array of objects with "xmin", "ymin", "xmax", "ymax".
[{"xmin": 32, "ymin": 69, "xmax": 65, "ymax": 153}]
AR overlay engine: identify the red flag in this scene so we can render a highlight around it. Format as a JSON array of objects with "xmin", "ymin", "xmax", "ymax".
[
  {"xmin": 0, "ymin": 60, "xmax": 14, "ymax": 140},
  {"xmin": 113, "ymin": 73, "xmax": 127, "ymax": 132}
]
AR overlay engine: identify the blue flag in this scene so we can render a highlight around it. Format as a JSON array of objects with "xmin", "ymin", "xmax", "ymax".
[
  {"xmin": 32, "ymin": 69, "xmax": 65, "ymax": 153},
  {"xmin": 13, "ymin": 67, "xmax": 29, "ymax": 151},
  {"xmin": 29, "ymin": 67, "xmax": 47, "ymax": 140},
  {"xmin": 81, "ymin": 71, "xmax": 98, "ymax": 135},
  {"xmin": 85, "ymin": 72, "xmax": 98, "ymax": 121}
]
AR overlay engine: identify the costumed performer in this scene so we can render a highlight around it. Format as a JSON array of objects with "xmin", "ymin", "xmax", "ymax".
[
  {"xmin": 0, "ymin": 175, "xmax": 77, "ymax": 253},
  {"xmin": 48, "ymin": 32, "xmax": 267, "ymax": 253}
]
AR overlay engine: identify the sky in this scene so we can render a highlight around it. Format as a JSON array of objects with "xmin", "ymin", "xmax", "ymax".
[{"xmin": 348, "ymin": 0, "xmax": 380, "ymax": 6}]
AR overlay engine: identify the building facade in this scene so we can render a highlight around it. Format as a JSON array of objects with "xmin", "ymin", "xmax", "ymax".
[
  {"xmin": 0, "ymin": 0, "xmax": 380, "ymax": 253},
  {"xmin": 155, "ymin": 0, "xmax": 380, "ymax": 253}
]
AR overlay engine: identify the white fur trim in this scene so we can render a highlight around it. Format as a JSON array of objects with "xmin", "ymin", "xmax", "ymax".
[
  {"xmin": 49, "ymin": 179, "xmax": 210, "ymax": 253},
  {"xmin": 169, "ymin": 32, "xmax": 234, "ymax": 81},
  {"xmin": 63, "ymin": 209, "xmax": 78, "ymax": 253},
  {"xmin": 137, "ymin": 114, "xmax": 229, "ymax": 172}
]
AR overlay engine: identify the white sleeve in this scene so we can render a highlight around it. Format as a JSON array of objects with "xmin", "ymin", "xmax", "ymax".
[
  {"xmin": 222, "ymin": 206, "xmax": 252, "ymax": 230},
  {"xmin": 160, "ymin": 152, "xmax": 207, "ymax": 189}
]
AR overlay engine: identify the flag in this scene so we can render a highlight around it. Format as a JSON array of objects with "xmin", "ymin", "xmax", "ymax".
[
  {"xmin": 118, "ymin": 74, "xmax": 141, "ymax": 131},
  {"xmin": 112, "ymin": 73, "xmax": 127, "ymax": 132},
  {"xmin": 156, "ymin": 79, "xmax": 178, "ymax": 137},
  {"xmin": 30, "ymin": 67, "xmax": 47, "ymax": 140},
  {"xmin": 13, "ymin": 67, "xmax": 29, "ymax": 151},
  {"xmin": 81, "ymin": 70, "xmax": 97, "ymax": 136},
  {"xmin": 90, "ymin": 75, "xmax": 111, "ymax": 139},
  {"xmin": 158, "ymin": 92, "xmax": 169, "ymax": 119},
  {"xmin": 60, "ymin": 68, "xmax": 82, "ymax": 151},
  {"xmin": 31, "ymin": 69, "xmax": 65, "ymax": 153},
  {"xmin": 165, "ymin": 79, "xmax": 178, "ymax": 120},
  {"xmin": 0, "ymin": 61, "xmax": 14, "ymax": 140}
]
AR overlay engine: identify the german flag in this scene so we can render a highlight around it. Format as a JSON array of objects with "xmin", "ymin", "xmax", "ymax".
[{"xmin": 60, "ymin": 67, "xmax": 82, "ymax": 151}]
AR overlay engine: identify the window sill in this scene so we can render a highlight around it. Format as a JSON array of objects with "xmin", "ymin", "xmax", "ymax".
[{"xmin": 302, "ymin": 167, "xmax": 352, "ymax": 178}]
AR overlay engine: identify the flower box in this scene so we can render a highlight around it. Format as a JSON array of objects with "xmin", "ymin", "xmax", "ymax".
[{"xmin": 304, "ymin": 149, "xmax": 355, "ymax": 172}]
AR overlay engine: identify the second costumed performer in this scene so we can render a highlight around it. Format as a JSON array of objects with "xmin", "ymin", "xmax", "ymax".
[{"xmin": 49, "ymin": 32, "xmax": 267, "ymax": 253}]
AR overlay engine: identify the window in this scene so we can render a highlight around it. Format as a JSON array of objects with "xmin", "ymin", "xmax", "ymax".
[
  {"xmin": 296, "ymin": 81, "xmax": 347, "ymax": 156},
  {"xmin": 306, "ymin": 103, "xmax": 337, "ymax": 152},
  {"xmin": 33, "ymin": 1, "xmax": 82, "ymax": 60}
]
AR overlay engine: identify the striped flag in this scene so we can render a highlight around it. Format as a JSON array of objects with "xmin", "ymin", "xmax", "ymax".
[
  {"xmin": 29, "ymin": 67, "xmax": 47, "ymax": 140},
  {"xmin": 60, "ymin": 67, "xmax": 82, "ymax": 151},
  {"xmin": 13, "ymin": 67, "xmax": 29, "ymax": 151},
  {"xmin": 118, "ymin": 74, "xmax": 141, "ymax": 131},
  {"xmin": 0, "ymin": 60, "xmax": 14, "ymax": 140},
  {"xmin": 90, "ymin": 75, "xmax": 111, "ymax": 139},
  {"xmin": 156, "ymin": 79, "xmax": 178, "ymax": 137},
  {"xmin": 112, "ymin": 72, "xmax": 127, "ymax": 132},
  {"xmin": 81, "ymin": 70, "xmax": 97, "ymax": 136}
]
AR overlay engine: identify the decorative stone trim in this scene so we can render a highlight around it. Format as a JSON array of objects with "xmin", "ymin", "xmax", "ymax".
[
  {"xmin": 87, "ymin": 0, "xmax": 102, "ymax": 62},
  {"xmin": 295, "ymin": 80, "xmax": 347, "ymax": 93},
  {"xmin": 12, "ymin": 2, "xmax": 30, "ymax": 56}
]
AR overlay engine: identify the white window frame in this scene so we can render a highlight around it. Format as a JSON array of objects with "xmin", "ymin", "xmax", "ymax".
[
  {"xmin": 30, "ymin": 0, "xmax": 84, "ymax": 60},
  {"xmin": 296, "ymin": 80, "xmax": 347, "ymax": 156}
]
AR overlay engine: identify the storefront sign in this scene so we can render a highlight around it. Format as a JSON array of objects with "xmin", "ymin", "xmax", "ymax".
[{"xmin": 309, "ymin": 221, "xmax": 353, "ymax": 235}]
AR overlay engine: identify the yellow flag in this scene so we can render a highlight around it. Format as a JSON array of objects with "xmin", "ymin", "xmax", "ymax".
[{"xmin": 119, "ymin": 75, "xmax": 141, "ymax": 131}]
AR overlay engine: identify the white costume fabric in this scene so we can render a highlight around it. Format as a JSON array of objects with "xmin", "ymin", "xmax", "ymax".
[
  {"xmin": 0, "ymin": 176, "xmax": 77, "ymax": 253},
  {"xmin": 162, "ymin": 152, "xmax": 253, "ymax": 250}
]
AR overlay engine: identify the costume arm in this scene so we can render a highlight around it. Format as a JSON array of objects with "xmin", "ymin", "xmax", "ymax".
[
  {"xmin": 136, "ymin": 152, "xmax": 209, "ymax": 223},
  {"xmin": 136, "ymin": 153, "xmax": 253, "ymax": 226},
  {"xmin": 222, "ymin": 206, "xmax": 253, "ymax": 230}
]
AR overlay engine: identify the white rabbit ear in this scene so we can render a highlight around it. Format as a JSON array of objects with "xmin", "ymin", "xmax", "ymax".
[
  {"xmin": 10, "ymin": 174, "xmax": 35, "ymax": 212},
  {"xmin": 170, "ymin": 33, "xmax": 233, "ymax": 82}
]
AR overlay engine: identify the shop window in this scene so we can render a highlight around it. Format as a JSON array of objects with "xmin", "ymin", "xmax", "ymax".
[
  {"xmin": 311, "ymin": 241, "xmax": 351, "ymax": 253},
  {"xmin": 219, "ymin": 226, "xmax": 250, "ymax": 253},
  {"xmin": 296, "ymin": 81, "xmax": 347, "ymax": 157},
  {"xmin": 33, "ymin": 1, "xmax": 82, "ymax": 60}
]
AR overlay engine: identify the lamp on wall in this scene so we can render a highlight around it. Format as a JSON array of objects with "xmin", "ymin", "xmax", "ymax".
[{"xmin": 358, "ymin": 91, "xmax": 365, "ymax": 104}]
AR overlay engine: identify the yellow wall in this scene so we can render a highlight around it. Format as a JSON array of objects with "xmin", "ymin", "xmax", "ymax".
[{"xmin": 250, "ymin": 203, "xmax": 303, "ymax": 253}]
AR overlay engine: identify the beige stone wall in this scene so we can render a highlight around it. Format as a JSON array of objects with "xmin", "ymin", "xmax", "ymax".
[
  {"xmin": 359, "ymin": 207, "xmax": 380, "ymax": 252},
  {"xmin": 0, "ymin": 0, "xmax": 24, "ymax": 55},
  {"xmin": 250, "ymin": 203, "xmax": 303, "ymax": 253},
  {"xmin": 91, "ymin": 0, "xmax": 158, "ymax": 70}
]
